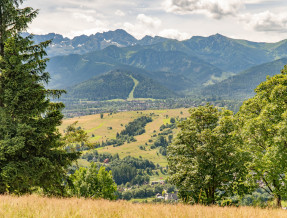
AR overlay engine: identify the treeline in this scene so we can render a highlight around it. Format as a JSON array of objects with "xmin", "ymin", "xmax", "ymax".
[
  {"xmin": 149, "ymin": 119, "xmax": 177, "ymax": 156},
  {"xmin": 67, "ymin": 71, "xmax": 135, "ymax": 101},
  {"xmin": 66, "ymin": 70, "xmax": 177, "ymax": 101},
  {"xmin": 101, "ymin": 116, "xmax": 152, "ymax": 147},
  {"xmin": 120, "ymin": 184, "xmax": 176, "ymax": 200},
  {"xmin": 132, "ymin": 73, "xmax": 177, "ymax": 99},
  {"xmin": 81, "ymin": 152, "xmax": 155, "ymax": 186}
]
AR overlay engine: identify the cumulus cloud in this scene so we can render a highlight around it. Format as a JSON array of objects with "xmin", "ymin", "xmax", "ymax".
[
  {"xmin": 115, "ymin": 10, "xmax": 125, "ymax": 17},
  {"xmin": 164, "ymin": 0, "xmax": 243, "ymax": 19},
  {"xmin": 159, "ymin": 29, "xmax": 190, "ymax": 40},
  {"xmin": 241, "ymin": 11, "xmax": 287, "ymax": 32},
  {"xmin": 73, "ymin": 13, "xmax": 95, "ymax": 23},
  {"xmin": 136, "ymin": 14, "xmax": 162, "ymax": 28}
]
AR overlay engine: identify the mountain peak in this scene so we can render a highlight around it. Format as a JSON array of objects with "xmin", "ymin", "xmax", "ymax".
[{"xmin": 210, "ymin": 33, "xmax": 227, "ymax": 39}]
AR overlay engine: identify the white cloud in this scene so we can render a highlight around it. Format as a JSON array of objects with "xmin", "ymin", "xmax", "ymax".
[
  {"xmin": 241, "ymin": 11, "xmax": 287, "ymax": 32},
  {"xmin": 73, "ymin": 13, "xmax": 95, "ymax": 23},
  {"xmin": 122, "ymin": 22, "xmax": 155, "ymax": 39},
  {"xmin": 159, "ymin": 29, "xmax": 190, "ymax": 40},
  {"xmin": 164, "ymin": 0, "xmax": 243, "ymax": 19},
  {"xmin": 115, "ymin": 10, "xmax": 125, "ymax": 17},
  {"xmin": 136, "ymin": 14, "xmax": 162, "ymax": 28}
]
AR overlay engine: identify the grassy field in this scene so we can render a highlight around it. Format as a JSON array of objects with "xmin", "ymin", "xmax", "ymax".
[
  {"xmin": 1, "ymin": 195, "xmax": 287, "ymax": 218},
  {"xmin": 60, "ymin": 108, "xmax": 190, "ymax": 167}
]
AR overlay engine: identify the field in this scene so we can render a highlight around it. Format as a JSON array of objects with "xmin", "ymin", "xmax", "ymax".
[
  {"xmin": 1, "ymin": 195, "xmax": 287, "ymax": 218},
  {"xmin": 60, "ymin": 108, "xmax": 190, "ymax": 167}
]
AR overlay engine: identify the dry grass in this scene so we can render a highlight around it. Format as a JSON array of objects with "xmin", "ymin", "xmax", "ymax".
[
  {"xmin": 0, "ymin": 195, "xmax": 286, "ymax": 218},
  {"xmin": 60, "ymin": 108, "xmax": 190, "ymax": 167}
]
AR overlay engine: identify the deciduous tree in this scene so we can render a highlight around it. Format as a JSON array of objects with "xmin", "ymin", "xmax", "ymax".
[
  {"xmin": 168, "ymin": 104, "xmax": 248, "ymax": 204},
  {"xmin": 71, "ymin": 163, "xmax": 117, "ymax": 200},
  {"xmin": 237, "ymin": 65, "xmax": 287, "ymax": 207}
]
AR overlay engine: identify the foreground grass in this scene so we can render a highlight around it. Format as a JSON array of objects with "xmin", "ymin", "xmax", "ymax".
[{"xmin": 1, "ymin": 195, "xmax": 287, "ymax": 218}]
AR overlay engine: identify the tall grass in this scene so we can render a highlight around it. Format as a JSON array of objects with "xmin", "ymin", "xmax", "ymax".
[{"xmin": 0, "ymin": 195, "xmax": 286, "ymax": 218}]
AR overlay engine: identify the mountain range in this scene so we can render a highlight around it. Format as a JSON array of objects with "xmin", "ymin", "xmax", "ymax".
[{"xmin": 29, "ymin": 29, "xmax": 287, "ymax": 101}]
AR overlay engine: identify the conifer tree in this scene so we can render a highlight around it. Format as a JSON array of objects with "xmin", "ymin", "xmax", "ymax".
[{"xmin": 0, "ymin": 0, "xmax": 79, "ymax": 194}]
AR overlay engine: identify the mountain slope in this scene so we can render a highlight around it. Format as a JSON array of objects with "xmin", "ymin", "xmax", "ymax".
[
  {"xmin": 31, "ymin": 30, "xmax": 287, "ymax": 75},
  {"xmin": 201, "ymin": 58, "xmax": 287, "ymax": 100},
  {"xmin": 182, "ymin": 34, "xmax": 273, "ymax": 73},
  {"xmin": 65, "ymin": 70, "xmax": 178, "ymax": 100},
  {"xmin": 47, "ymin": 45, "xmax": 222, "ymax": 90}
]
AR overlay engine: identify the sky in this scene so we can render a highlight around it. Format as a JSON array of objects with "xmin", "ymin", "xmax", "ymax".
[{"xmin": 22, "ymin": 0, "xmax": 287, "ymax": 42}]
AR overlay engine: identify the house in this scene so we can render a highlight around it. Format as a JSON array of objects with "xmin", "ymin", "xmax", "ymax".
[
  {"xmin": 164, "ymin": 192, "xmax": 178, "ymax": 201},
  {"xmin": 156, "ymin": 193, "xmax": 164, "ymax": 200}
]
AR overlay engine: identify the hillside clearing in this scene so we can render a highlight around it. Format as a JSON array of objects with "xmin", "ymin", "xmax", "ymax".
[
  {"xmin": 127, "ymin": 75, "xmax": 139, "ymax": 100},
  {"xmin": 1, "ymin": 195, "xmax": 286, "ymax": 218},
  {"xmin": 60, "ymin": 108, "xmax": 190, "ymax": 167}
]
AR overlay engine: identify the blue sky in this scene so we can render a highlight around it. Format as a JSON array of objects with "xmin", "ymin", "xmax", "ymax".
[{"xmin": 23, "ymin": 0, "xmax": 287, "ymax": 42}]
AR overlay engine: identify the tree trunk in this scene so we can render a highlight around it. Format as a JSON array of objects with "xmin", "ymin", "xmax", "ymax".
[{"xmin": 276, "ymin": 195, "xmax": 282, "ymax": 208}]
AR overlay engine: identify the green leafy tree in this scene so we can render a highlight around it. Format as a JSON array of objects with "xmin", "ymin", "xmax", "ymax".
[
  {"xmin": 0, "ymin": 1, "xmax": 79, "ymax": 194},
  {"xmin": 168, "ymin": 104, "xmax": 248, "ymax": 204},
  {"xmin": 71, "ymin": 163, "xmax": 117, "ymax": 200},
  {"xmin": 237, "ymin": 65, "xmax": 287, "ymax": 207}
]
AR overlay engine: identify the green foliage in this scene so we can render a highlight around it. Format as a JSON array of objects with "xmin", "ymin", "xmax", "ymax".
[
  {"xmin": 168, "ymin": 104, "xmax": 248, "ymax": 204},
  {"xmin": 102, "ymin": 116, "xmax": 152, "ymax": 147},
  {"xmin": 70, "ymin": 163, "xmax": 117, "ymax": 200},
  {"xmin": 120, "ymin": 116, "xmax": 152, "ymax": 136},
  {"xmin": 131, "ymin": 73, "xmax": 178, "ymax": 99},
  {"xmin": 0, "ymin": 0, "xmax": 38, "ymax": 57},
  {"xmin": 0, "ymin": 2, "xmax": 79, "ymax": 195},
  {"xmin": 110, "ymin": 156, "xmax": 155, "ymax": 185},
  {"xmin": 237, "ymin": 65, "xmax": 287, "ymax": 207},
  {"xmin": 81, "ymin": 151, "xmax": 119, "ymax": 163},
  {"xmin": 66, "ymin": 69, "xmax": 177, "ymax": 100},
  {"xmin": 67, "ymin": 70, "xmax": 134, "ymax": 100},
  {"xmin": 111, "ymin": 164, "xmax": 137, "ymax": 185},
  {"xmin": 63, "ymin": 121, "xmax": 90, "ymax": 148},
  {"xmin": 240, "ymin": 189, "xmax": 272, "ymax": 207}
]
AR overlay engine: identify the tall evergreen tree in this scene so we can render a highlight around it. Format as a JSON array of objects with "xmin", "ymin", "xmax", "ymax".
[{"xmin": 0, "ymin": 1, "xmax": 79, "ymax": 194}]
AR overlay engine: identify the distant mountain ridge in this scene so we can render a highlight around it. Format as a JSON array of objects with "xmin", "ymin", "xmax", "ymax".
[
  {"xmin": 26, "ymin": 29, "xmax": 168, "ymax": 57},
  {"xmin": 31, "ymin": 29, "xmax": 287, "ymax": 101},
  {"xmin": 30, "ymin": 29, "xmax": 287, "ymax": 72}
]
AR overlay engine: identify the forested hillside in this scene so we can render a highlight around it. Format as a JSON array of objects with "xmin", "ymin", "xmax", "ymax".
[
  {"xmin": 202, "ymin": 58, "xmax": 287, "ymax": 100},
  {"xmin": 65, "ymin": 70, "xmax": 178, "ymax": 100}
]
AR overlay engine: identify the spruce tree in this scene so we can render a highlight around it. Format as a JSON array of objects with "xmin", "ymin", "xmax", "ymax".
[{"xmin": 0, "ymin": 1, "xmax": 79, "ymax": 194}]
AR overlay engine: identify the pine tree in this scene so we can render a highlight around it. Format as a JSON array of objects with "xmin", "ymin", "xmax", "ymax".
[{"xmin": 0, "ymin": 1, "xmax": 79, "ymax": 194}]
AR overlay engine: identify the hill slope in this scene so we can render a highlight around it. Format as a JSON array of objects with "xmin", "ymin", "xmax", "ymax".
[
  {"xmin": 65, "ymin": 70, "xmax": 178, "ymax": 100},
  {"xmin": 202, "ymin": 58, "xmax": 287, "ymax": 100},
  {"xmin": 60, "ymin": 108, "xmax": 190, "ymax": 166}
]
